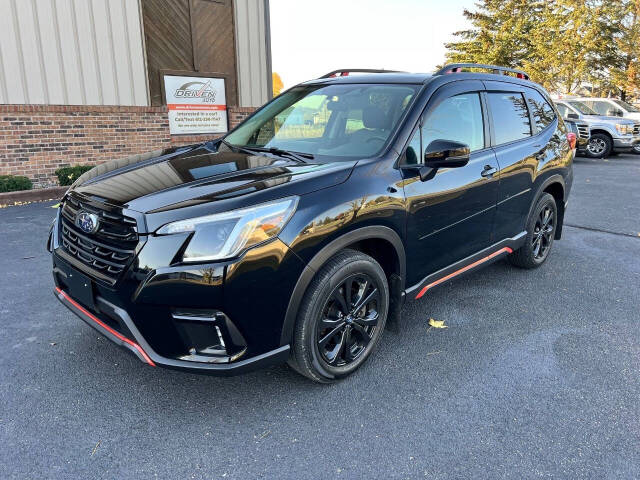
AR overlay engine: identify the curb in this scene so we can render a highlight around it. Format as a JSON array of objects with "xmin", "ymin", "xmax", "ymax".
[{"xmin": 0, "ymin": 186, "xmax": 67, "ymax": 206}]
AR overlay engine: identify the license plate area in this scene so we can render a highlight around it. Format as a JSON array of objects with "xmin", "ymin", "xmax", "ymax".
[{"xmin": 59, "ymin": 263, "xmax": 95, "ymax": 310}]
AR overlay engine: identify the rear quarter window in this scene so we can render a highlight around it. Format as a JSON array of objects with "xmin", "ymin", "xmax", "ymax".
[
  {"xmin": 487, "ymin": 92, "xmax": 532, "ymax": 145},
  {"xmin": 526, "ymin": 90, "xmax": 556, "ymax": 132}
]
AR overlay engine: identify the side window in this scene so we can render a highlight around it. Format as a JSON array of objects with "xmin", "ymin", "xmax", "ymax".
[
  {"xmin": 421, "ymin": 93, "xmax": 484, "ymax": 152},
  {"xmin": 584, "ymin": 100, "xmax": 608, "ymax": 116},
  {"xmin": 526, "ymin": 90, "xmax": 556, "ymax": 132},
  {"xmin": 555, "ymin": 103, "xmax": 568, "ymax": 118},
  {"xmin": 404, "ymin": 128, "xmax": 421, "ymax": 165},
  {"xmin": 487, "ymin": 92, "xmax": 531, "ymax": 145}
]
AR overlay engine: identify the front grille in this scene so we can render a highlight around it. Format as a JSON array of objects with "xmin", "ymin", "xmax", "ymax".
[
  {"xmin": 59, "ymin": 194, "xmax": 139, "ymax": 283},
  {"xmin": 577, "ymin": 124, "xmax": 590, "ymax": 139},
  {"xmin": 633, "ymin": 124, "xmax": 640, "ymax": 136}
]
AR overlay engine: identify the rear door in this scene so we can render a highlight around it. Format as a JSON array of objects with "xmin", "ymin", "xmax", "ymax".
[
  {"xmin": 402, "ymin": 81, "xmax": 500, "ymax": 285},
  {"xmin": 484, "ymin": 81, "xmax": 541, "ymax": 240}
]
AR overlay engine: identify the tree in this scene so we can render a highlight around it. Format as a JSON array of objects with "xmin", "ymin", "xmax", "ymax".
[
  {"xmin": 272, "ymin": 72, "xmax": 284, "ymax": 97},
  {"xmin": 445, "ymin": 0, "xmax": 543, "ymax": 68}
]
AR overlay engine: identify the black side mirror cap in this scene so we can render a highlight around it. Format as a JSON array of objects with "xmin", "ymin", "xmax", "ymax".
[{"xmin": 424, "ymin": 139, "xmax": 470, "ymax": 169}]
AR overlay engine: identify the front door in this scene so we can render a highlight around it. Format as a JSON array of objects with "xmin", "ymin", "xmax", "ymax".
[{"xmin": 401, "ymin": 81, "xmax": 500, "ymax": 287}]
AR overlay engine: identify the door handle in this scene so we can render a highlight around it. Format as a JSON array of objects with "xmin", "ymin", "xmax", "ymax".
[{"xmin": 481, "ymin": 165, "xmax": 497, "ymax": 178}]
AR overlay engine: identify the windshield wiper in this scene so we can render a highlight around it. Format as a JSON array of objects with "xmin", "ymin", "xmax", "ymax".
[
  {"xmin": 218, "ymin": 140, "xmax": 313, "ymax": 164},
  {"xmin": 241, "ymin": 146, "xmax": 313, "ymax": 164}
]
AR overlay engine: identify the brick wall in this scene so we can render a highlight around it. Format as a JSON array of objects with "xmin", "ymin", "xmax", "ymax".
[{"xmin": 0, "ymin": 105, "xmax": 256, "ymax": 188}]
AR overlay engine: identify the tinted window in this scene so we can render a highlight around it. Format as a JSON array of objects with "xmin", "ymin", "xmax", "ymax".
[
  {"xmin": 555, "ymin": 103, "xmax": 569, "ymax": 118},
  {"xmin": 405, "ymin": 129, "xmax": 421, "ymax": 165},
  {"xmin": 422, "ymin": 93, "xmax": 484, "ymax": 152},
  {"xmin": 527, "ymin": 90, "xmax": 556, "ymax": 132},
  {"xmin": 487, "ymin": 92, "xmax": 531, "ymax": 145}
]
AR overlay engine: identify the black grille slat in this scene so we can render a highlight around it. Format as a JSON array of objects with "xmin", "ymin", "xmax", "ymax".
[
  {"xmin": 59, "ymin": 195, "xmax": 139, "ymax": 283},
  {"xmin": 633, "ymin": 124, "xmax": 640, "ymax": 136}
]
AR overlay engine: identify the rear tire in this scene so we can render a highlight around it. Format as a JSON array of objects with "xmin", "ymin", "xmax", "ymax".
[
  {"xmin": 288, "ymin": 249, "xmax": 389, "ymax": 383},
  {"xmin": 509, "ymin": 193, "xmax": 557, "ymax": 269},
  {"xmin": 585, "ymin": 133, "xmax": 612, "ymax": 158}
]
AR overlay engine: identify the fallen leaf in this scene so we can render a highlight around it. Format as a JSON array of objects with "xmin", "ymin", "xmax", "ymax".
[
  {"xmin": 428, "ymin": 318, "xmax": 448, "ymax": 329},
  {"xmin": 91, "ymin": 440, "xmax": 101, "ymax": 456},
  {"xmin": 51, "ymin": 203, "xmax": 60, "ymax": 208},
  {"xmin": 49, "ymin": 342, "xmax": 57, "ymax": 346},
  {"xmin": 426, "ymin": 351, "xmax": 442, "ymax": 356}
]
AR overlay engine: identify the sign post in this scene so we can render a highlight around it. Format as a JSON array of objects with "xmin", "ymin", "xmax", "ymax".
[{"xmin": 163, "ymin": 75, "xmax": 228, "ymax": 135}]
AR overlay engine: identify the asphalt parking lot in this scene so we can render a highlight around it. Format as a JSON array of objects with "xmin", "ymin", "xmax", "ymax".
[{"xmin": 1, "ymin": 154, "xmax": 639, "ymax": 479}]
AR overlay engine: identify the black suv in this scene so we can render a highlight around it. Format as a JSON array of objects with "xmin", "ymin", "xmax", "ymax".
[{"xmin": 50, "ymin": 64, "xmax": 575, "ymax": 382}]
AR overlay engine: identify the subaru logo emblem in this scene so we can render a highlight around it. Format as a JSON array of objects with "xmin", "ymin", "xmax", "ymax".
[{"xmin": 75, "ymin": 211, "xmax": 100, "ymax": 234}]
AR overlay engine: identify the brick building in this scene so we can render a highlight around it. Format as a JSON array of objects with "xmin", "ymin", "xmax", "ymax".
[{"xmin": 0, "ymin": 0, "xmax": 271, "ymax": 188}]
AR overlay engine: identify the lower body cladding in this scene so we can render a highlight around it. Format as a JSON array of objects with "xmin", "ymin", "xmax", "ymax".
[{"xmin": 51, "ymin": 236, "xmax": 306, "ymax": 375}]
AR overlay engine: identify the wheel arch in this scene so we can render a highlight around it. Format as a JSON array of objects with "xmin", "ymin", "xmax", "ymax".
[
  {"xmin": 280, "ymin": 226, "xmax": 406, "ymax": 345},
  {"xmin": 528, "ymin": 175, "xmax": 566, "ymax": 240}
]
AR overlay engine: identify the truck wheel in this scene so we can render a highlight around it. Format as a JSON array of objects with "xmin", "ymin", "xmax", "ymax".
[
  {"xmin": 633, "ymin": 144, "xmax": 640, "ymax": 155},
  {"xmin": 289, "ymin": 249, "xmax": 388, "ymax": 383},
  {"xmin": 509, "ymin": 193, "xmax": 557, "ymax": 269},
  {"xmin": 585, "ymin": 133, "xmax": 612, "ymax": 158}
]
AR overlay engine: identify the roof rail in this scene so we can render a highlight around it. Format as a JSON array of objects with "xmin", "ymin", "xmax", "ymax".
[
  {"xmin": 435, "ymin": 63, "xmax": 529, "ymax": 80},
  {"xmin": 320, "ymin": 69, "xmax": 404, "ymax": 79}
]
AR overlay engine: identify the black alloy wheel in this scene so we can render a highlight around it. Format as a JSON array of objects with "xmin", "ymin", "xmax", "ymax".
[
  {"xmin": 289, "ymin": 249, "xmax": 389, "ymax": 383},
  {"xmin": 509, "ymin": 193, "xmax": 557, "ymax": 269},
  {"xmin": 531, "ymin": 204, "xmax": 555, "ymax": 261},
  {"xmin": 316, "ymin": 274, "xmax": 380, "ymax": 366}
]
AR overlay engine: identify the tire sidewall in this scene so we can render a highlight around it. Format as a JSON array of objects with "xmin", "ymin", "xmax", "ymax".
[{"xmin": 300, "ymin": 254, "xmax": 389, "ymax": 381}]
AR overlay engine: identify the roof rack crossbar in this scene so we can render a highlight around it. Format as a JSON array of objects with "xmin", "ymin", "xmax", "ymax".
[
  {"xmin": 435, "ymin": 63, "xmax": 529, "ymax": 80},
  {"xmin": 320, "ymin": 69, "xmax": 404, "ymax": 79}
]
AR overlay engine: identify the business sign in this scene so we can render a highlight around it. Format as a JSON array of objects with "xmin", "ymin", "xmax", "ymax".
[{"xmin": 163, "ymin": 75, "xmax": 228, "ymax": 135}]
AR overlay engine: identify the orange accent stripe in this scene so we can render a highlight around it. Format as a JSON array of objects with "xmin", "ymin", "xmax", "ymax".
[
  {"xmin": 415, "ymin": 247, "xmax": 513, "ymax": 299},
  {"xmin": 167, "ymin": 104, "xmax": 227, "ymax": 111},
  {"xmin": 56, "ymin": 287, "xmax": 156, "ymax": 367}
]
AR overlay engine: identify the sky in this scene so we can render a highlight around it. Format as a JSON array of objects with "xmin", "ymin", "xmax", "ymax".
[{"xmin": 269, "ymin": 0, "xmax": 475, "ymax": 88}]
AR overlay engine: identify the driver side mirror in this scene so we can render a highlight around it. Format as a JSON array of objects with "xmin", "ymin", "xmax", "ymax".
[{"xmin": 423, "ymin": 139, "xmax": 470, "ymax": 169}]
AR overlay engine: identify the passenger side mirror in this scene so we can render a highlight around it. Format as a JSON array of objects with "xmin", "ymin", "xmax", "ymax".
[
  {"xmin": 423, "ymin": 139, "xmax": 470, "ymax": 169},
  {"xmin": 606, "ymin": 108, "xmax": 623, "ymax": 117},
  {"xmin": 566, "ymin": 112, "xmax": 579, "ymax": 120}
]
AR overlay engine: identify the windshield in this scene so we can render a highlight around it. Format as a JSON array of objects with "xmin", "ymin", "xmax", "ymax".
[
  {"xmin": 224, "ymin": 84, "xmax": 419, "ymax": 158},
  {"xmin": 612, "ymin": 99, "xmax": 640, "ymax": 113},
  {"xmin": 567, "ymin": 101, "xmax": 598, "ymax": 115}
]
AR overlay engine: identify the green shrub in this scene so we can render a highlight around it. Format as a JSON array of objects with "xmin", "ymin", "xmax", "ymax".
[
  {"xmin": 0, "ymin": 175, "xmax": 33, "ymax": 193},
  {"xmin": 55, "ymin": 165, "xmax": 94, "ymax": 186}
]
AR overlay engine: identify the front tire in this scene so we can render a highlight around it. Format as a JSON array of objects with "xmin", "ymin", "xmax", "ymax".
[
  {"xmin": 633, "ymin": 144, "xmax": 640, "ymax": 155},
  {"xmin": 585, "ymin": 133, "xmax": 612, "ymax": 158},
  {"xmin": 289, "ymin": 249, "xmax": 389, "ymax": 383},
  {"xmin": 509, "ymin": 193, "xmax": 557, "ymax": 269}
]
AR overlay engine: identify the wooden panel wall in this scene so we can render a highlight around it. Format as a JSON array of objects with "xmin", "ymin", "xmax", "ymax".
[{"xmin": 142, "ymin": 0, "xmax": 238, "ymax": 107}]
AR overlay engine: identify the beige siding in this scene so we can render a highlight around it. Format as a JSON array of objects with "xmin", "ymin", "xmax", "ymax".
[
  {"xmin": 0, "ymin": 0, "xmax": 148, "ymax": 106},
  {"xmin": 234, "ymin": 0, "xmax": 271, "ymax": 107}
]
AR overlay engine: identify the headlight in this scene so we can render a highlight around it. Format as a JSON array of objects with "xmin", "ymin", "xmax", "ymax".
[
  {"xmin": 615, "ymin": 123, "xmax": 632, "ymax": 135},
  {"xmin": 157, "ymin": 197, "xmax": 298, "ymax": 262}
]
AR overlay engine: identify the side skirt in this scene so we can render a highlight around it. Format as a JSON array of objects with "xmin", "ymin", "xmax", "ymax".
[{"xmin": 405, "ymin": 232, "xmax": 527, "ymax": 300}]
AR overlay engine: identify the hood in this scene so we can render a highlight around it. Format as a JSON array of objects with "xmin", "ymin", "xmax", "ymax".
[
  {"xmin": 578, "ymin": 115, "xmax": 636, "ymax": 127},
  {"xmin": 624, "ymin": 112, "xmax": 640, "ymax": 121},
  {"xmin": 70, "ymin": 142, "xmax": 356, "ymax": 214}
]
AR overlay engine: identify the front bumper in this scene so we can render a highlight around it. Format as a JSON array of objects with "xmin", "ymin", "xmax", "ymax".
[
  {"xmin": 54, "ymin": 287, "xmax": 290, "ymax": 374},
  {"xmin": 613, "ymin": 136, "xmax": 640, "ymax": 150},
  {"xmin": 50, "ymin": 208, "xmax": 306, "ymax": 375}
]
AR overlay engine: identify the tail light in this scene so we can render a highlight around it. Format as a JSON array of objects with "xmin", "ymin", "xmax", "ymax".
[{"xmin": 566, "ymin": 132, "xmax": 577, "ymax": 150}]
